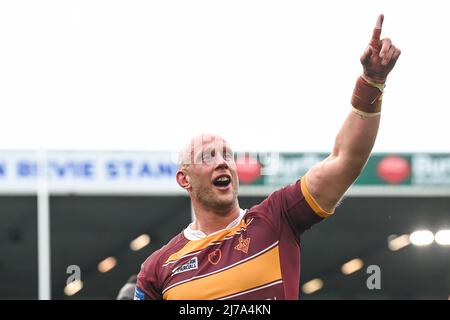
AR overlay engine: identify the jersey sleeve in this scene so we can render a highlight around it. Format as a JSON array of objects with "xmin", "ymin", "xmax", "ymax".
[
  {"xmin": 135, "ymin": 252, "xmax": 163, "ymax": 300},
  {"xmin": 251, "ymin": 176, "xmax": 334, "ymax": 239}
]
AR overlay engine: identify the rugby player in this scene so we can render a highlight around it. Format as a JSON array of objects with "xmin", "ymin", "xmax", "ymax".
[{"xmin": 135, "ymin": 14, "xmax": 400, "ymax": 300}]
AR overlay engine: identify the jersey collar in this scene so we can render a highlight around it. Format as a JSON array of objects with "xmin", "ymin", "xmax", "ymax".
[{"xmin": 184, "ymin": 208, "xmax": 246, "ymax": 241}]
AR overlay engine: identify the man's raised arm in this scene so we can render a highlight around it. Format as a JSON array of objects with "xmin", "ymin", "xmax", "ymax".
[{"xmin": 305, "ymin": 14, "xmax": 401, "ymax": 213}]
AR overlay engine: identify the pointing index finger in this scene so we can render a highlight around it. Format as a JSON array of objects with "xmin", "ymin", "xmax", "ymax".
[{"xmin": 370, "ymin": 14, "xmax": 384, "ymax": 46}]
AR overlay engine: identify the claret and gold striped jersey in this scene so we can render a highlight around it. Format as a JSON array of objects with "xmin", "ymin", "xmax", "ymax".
[{"xmin": 135, "ymin": 177, "xmax": 333, "ymax": 300}]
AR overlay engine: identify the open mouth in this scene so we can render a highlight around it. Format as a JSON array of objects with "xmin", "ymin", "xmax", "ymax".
[{"xmin": 212, "ymin": 175, "xmax": 232, "ymax": 188}]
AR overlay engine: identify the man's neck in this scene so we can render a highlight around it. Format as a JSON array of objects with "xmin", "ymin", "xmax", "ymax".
[{"xmin": 191, "ymin": 203, "xmax": 241, "ymax": 236}]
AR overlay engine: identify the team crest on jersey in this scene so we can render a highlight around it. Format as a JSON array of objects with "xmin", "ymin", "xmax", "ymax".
[
  {"xmin": 172, "ymin": 257, "xmax": 198, "ymax": 275},
  {"xmin": 234, "ymin": 234, "xmax": 251, "ymax": 254},
  {"xmin": 208, "ymin": 249, "xmax": 222, "ymax": 265}
]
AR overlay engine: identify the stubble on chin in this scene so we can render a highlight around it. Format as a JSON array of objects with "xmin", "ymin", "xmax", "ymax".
[{"xmin": 194, "ymin": 185, "xmax": 237, "ymax": 215}]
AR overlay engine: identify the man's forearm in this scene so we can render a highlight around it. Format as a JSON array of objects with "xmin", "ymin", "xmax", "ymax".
[{"xmin": 332, "ymin": 111, "xmax": 380, "ymax": 175}]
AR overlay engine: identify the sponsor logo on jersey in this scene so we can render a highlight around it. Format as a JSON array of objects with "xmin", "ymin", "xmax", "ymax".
[
  {"xmin": 172, "ymin": 257, "xmax": 198, "ymax": 275},
  {"xmin": 134, "ymin": 287, "xmax": 145, "ymax": 300}
]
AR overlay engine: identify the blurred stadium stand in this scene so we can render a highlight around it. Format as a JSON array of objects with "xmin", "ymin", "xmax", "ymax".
[
  {"xmin": 0, "ymin": 151, "xmax": 449, "ymax": 299},
  {"xmin": 1, "ymin": 195, "xmax": 449, "ymax": 299}
]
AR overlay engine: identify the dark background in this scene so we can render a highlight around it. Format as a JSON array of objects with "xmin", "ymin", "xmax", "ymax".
[{"xmin": 1, "ymin": 195, "xmax": 449, "ymax": 300}]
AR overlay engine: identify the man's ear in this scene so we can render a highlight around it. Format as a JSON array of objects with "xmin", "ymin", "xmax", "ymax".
[{"xmin": 176, "ymin": 170, "xmax": 190, "ymax": 190}]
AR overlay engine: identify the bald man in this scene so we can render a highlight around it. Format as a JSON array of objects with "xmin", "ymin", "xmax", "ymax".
[{"xmin": 135, "ymin": 14, "xmax": 400, "ymax": 300}]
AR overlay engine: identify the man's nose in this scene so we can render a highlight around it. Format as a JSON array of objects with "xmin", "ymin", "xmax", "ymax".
[{"xmin": 214, "ymin": 154, "xmax": 229, "ymax": 169}]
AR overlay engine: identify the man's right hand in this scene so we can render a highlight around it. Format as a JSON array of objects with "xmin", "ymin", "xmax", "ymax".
[{"xmin": 360, "ymin": 14, "xmax": 401, "ymax": 83}]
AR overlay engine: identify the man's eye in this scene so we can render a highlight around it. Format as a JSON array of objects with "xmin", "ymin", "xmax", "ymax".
[
  {"xmin": 202, "ymin": 152, "xmax": 214, "ymax": 162},
  {"xmin": 224, "ymin": 152, "xmax": 233, "ymax": 161}
]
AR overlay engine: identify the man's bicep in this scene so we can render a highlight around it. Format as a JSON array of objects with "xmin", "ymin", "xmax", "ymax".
[{"xmin": 305, "ymin": 154, "xmax": 357, "ymax": 213}]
